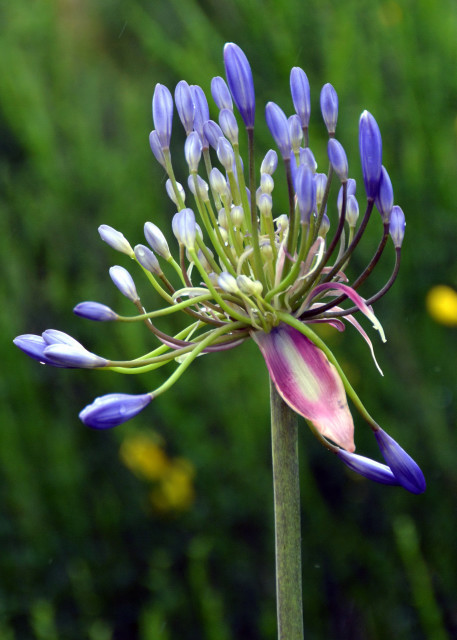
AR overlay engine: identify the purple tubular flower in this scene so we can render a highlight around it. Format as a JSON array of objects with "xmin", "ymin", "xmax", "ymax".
[
  {"xmin": 79, "ymin": 392, "xmax": 152, "ymax": 429},
  {"xmin": 327, "ymin": 138, "xmax": 348, "ymax": 181},
  {"xmin": 320, "ymin": 83, "xmax": 338, "ymax": 134},
  {"xmin": 172, "ymin": 208, "xmax": 197, "ymax": 250},
  {"xmin": 265, "ymin": 102, "xmax": 291, "ymax": 160},
  {"xmin": 184, "ymin": 131, "xmax": 202, "ymax": 172},
  {"xmin": 109, "ymin": 265, "xmax": 139, "ymax": 302},
  {"xmin": 375, "ymin": 166, "xmax": 394, "ymax": 222},
  {"xmin": 290, "ymin": 67, "xmax": 311, "ymax": 128},
  {"xmin": 134, "ymin": 244, "xmax": 162, "ymax": 275},
  {"xmin": 294, "ymin": 164, "xmax": 315, "ymax": 223},
  {"xmin": 219, "ymin": 108, "xmax": 239, "ymax": 145},
  {"xmin": 152, "ymin": 84, "xmax": 173, "ymax": 150},
  {"xmin": 211, "ymin": 76, "xmax": 233, "ymax": 111},
  {"xmin": 73, "ymin": 302, "xmax": 118, "ymax": 322},
  {"xmin": 148, "ymin": 130, "xmax": 166, "ymax": 168},
  {"xmin": 223, "ymin": 43, "xmax": 255, "ymax": 128},
  {"xmin": 203, "ymin": 120, "xmax": 225, "ymax": 150},
  {"xmin": 14, "ymin": 334, "xmax": 65, "ymax": 366},
  {"xmin": 98, "ymin": 225, "xmax": 133, "ymax": 257},
  {"xmin": 190, "ymin": 85, "xmax": 209, "ymax": 146},
  {"xmin": 337, "ymin": 449, "xmax": 400, "ymax": 486},
  {"xmin": 389, "ymin": 205, "xmax": 406, "ymax": 248},
  {"xmin": 174, "ymin": 80, "xmax": 195, "ymax": 135},
  {"xmin": 374, "ymin": 428, "xmax": 426, "ymax": 494},
  {"xmin": 359, "ymin": 110, "xmax": 382, "ymax": 199},
  {"xmin": 44, "ymin": 344, "xmax": 108, "ymax": 368},
  {"xmin": 253, "ymin": 323, "xmax": 355, "ymax": 451}
]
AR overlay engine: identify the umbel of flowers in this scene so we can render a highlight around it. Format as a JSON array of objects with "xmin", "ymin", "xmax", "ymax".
[{"xmin": 14, "ymin": 43, "xmax": 425, "ymax": 494}]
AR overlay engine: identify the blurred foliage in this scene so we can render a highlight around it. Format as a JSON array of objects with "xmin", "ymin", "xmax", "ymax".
[{"xmin": 2, "ymin": 0, "xmax": 457, "ymax": 638}]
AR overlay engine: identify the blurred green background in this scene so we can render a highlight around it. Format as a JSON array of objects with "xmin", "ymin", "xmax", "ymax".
[{"xmin": 2, "ymin": 0, "xmax": 457, "ymax": 638}]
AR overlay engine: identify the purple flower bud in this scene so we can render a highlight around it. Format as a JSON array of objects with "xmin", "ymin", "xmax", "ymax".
[
  {"xmin": 144, "ymin": 222, "xmax": 171, "ymax": 260},
  {"xmin": 347, "ymin": 178, "xmax": 357, "ymax": 196},
  {"xmin": 42, "ymin": 329, "xmax": 85, "ymax": 348},
  {"xmin": 299, "ymin": 147, "xmax": 317, "ymax": 173},
  {"xmin": 265, "ymin": 102, "xmax": 291, "ymax": 160},
  {"xmin": 109, "ymin": 265, "xmax": 139, "ymax": 302},
  {"xmin": 327, "ymin": 138, "xmax": 348, "ymax": 181},
  {"xmin": 79, "ymin": 392, "xmax": 152, "ymax": 429},
  {"xmin": 359, "ymin": 110, "xmax": 382, "ymax": 199},
  {"xmin": 134, "ymin": 244, "xmax": 162, "ymax": 275},
  {"xmin": 165, "ymin": 179, "xmax": 186, "ymax": 206},
  {"xmin": 217, "ymin": 137, "xmax": 235, "ymax": 171},
  {"xmin": 14, "ymin": 334, "xmax": 65, "ymax": 366},
  {"xmin": 288, "ymin": 114, "xmax": 303, "ymax": 153},
  {"xmin": 152, "ymin": 84, "xmax": 173, "ymax": 150},
  {"xmin": 211, "ymin": 76, "xmax": 233, "ymax": 111},
  {"xmin": 260, "ymin": 173, "xmax": 274, "ymax": 194},
  {"xmin": 44, "ymin": 344, "xmax": 108, "ymax": 368},
  {"xmin": 174, "ymin": 80, "xmax": 195, "ymax": 135},
  {"xmin": 257, "ymin": 192, "xmax": 272, "ymax": 218},
  {"xmin": 218, "ymin": 271, "xmax": 239, "ymax": 294},
  {"xmin": 203, "ymin": 120, "xmax": 225, "ymax": 150},
  {"xmin": 294, "ymin": 164, "xmax": 315, "ymax": 223},
  {"xmin": 73, "ymin": 301, "xmax": 118, "ymax": 322},
  {"xmin": 149, "ymin": 130, "xmax": 166, "ymax": 168},
  {"xmin": 219, "ymin": 108, "xmax": 239, "ymax": 145},
  {"xmin": 209, "ymin": 167, "xmax": 229, "ymax": 197},
  {"xmin": 223, "ymin": 43, "xmax": 255, "ymax": 128},
  {"xmin": 314, "ymin": 173, "xmax": 327, "ymax": 208},
  {"xmin": 98, "ymin": 224, "xmax": 133, "ymax": 256},
  {"xmin": 190, "ymin": 84, "xmax": 209, "ymax": 146},
  {"xmin": 260, "ymin": 149, "xmax": 278, "ymax": 175},
  {"xmin": 346, "ymin": 195, "xmax": 360, "ymax": 226},
  {"xmin": 172, "ymin": 208, "xmax": 197, "ymax": 250},
  {"xmin": 320, "ymin": 83, "xmax": 338, "ymax": 134},
  {"xmin": 389, "ymin": 205, "xmax": 406, "ymax": 248},
  {"xmin": 337, "ymin": 449, "xmax": 400, "ymax": 486},
  {"xmin": 187, "ymin": 174, "xmax": 209, "ymax": 200},
  {"xmin": 184, "ymin": 131, "xmax": 202, "ymax": 172},
  {"xmin": 290, "ymin": 67, "xmax": 311, "ymax": 128},
  {"xmin": 374, "ymin": 427, "xmax": 426, "ymax": 494},
  {"xmin": 375, "ymin": 166, "xmax": 394, "ymax": 222},
  {"xmin": 318, "ymin": 213, "xmax": 330, "ymax": 238}
]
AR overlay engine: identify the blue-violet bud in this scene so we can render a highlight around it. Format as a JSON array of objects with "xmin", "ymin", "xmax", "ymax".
[
  {"xmin": 211, "ymin": 76, "xmax": 233, "ymax": 111},
  {"xmin": 74, "ymin": 301, "xmax": 118, "ymax": 322},
  {"xmin": 44, "ymin": 344, "xmax": 108, "ymax": 369},
  {"xmin": 375, "ymin": 165, "xmax": 394, "ymax": 222},
  {"xmin": 374, "ymin": 427, "xmax": 425, "ymax": 494},
  {"xmin": 172, "ymin": 208, "xmax": 197, "ymax": 250},
  {"xmin": 265, "ymin": 102, "xmax": 291, "ymax": 160},
  {"xmin": 290, "ymin": 67, "xmax": 311, "ymax": 128},
  {"xmin": 337, "ymin": 449, "xmax": 400, "ymax": 486},
  {"xmin": 187, "ymin": 174, "xmax": 209, "ymax": 200},
  {"xmin": 389, "ymin": 205, "xmax": 406, "ymax": 248},
  {"xmin": 13, "ymin": 334, "xmax": 64, "ymax": 366},
  {"xmin": 165, "ymin": 179, "xmax": 185, "ymax": 206},
  {"xmin": 190, "ymin": 84, "xmax": 209, "ymax": 146},
  {"xmin": 299, "ymin": 147, "xmax": 317, "ymax": 173},
  {"xmin": 185, "ymin": 131, "xmax": 202, "ymax": 172},
  {"xmin": 359, "ymin": 110, "xmax": 382, "ymax": 199},
  {"xmin": 294, "ymin": 164, "xmax": 314, "ymax": 223},
  {"xmin": 174, "ymin": 80, "xmax": 195, "ymax": 135},
  {"xmin": 109, "ymin": 265, "xmax": 139, "ymax": 302},
  {"xmin": 327, "ymin": 138, "xmax": 348, "ymax": 181},
  {"xmin": 219, "ymin": 108, "xmax": 239, "ymax": 145},
  {"xmin": 260, "ymin": 149, "xmax": 278, "ymax": 175},
  {"xmin": 203, "ymin": 120, "xmax": 224, "ymax": 150},
  {"xmin": 144, "ymin": 222, "xmax": 171, "ymax": 260},
  {"xmin": 152, "ymin": 84, "xmax": 173, "ymax": 150},
  {"xmin": 134, "ymin": 244, "xmax": 162, "ymax": 275},
  {"xmin": 79, "ymin": 392, "xmax": 152, "ymax": 429},
  {"xmin": 149, "ymin": 130, "xmax": 166, "ymax": 168},
  {"xmin": 217, "ymin": 137, "xmax": 235, "ymax": 172},
  {"xmin": 288, "ymin": 114, "xmax": 303, "ymax": 153},
  {"xmin": 98, "ymin": 225, "xmax": 134, "ymax": 257},
  {"xmin": 223, "ymin": 43, "xmax": 255, "ymax": 128},
  {"xmin": 320, "ymin": 83, "xmax": 338, "ymax": 134}
]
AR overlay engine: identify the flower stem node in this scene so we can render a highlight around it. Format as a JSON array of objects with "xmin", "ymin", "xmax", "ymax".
[
  {"xmin": 79, "ymin": 393, "xmax": 153, "ymax": 429},
  {"xmin": 74, "ymin": 301, "xmax": 119, "ymax": 322},
  {"xmin": 211, "ymin": 76, "xmax": 233, "ymax": 111}
]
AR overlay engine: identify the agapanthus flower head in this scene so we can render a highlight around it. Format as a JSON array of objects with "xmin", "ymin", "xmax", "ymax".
[{"xmin": 15, "ymin": 43, "xmax": 423, "ymax": 493}]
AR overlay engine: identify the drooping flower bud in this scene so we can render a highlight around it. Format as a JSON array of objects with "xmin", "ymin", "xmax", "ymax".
[
  {"xmin": 13, "ymin": 334, "xmax": 66, "ymax": 366},
  {"xmin": 134, "ymin": 244, "xmax": 162, "ymax": 275},
  {"xmin": 174, "ymin": 80, "xmax": 195, "ymax": 135},
  {"xmin": 144, "ymin": 222, "xmax": 171, "ymax": 260},
  {"xmin": 44, "ymin": 344, "xmax": 108, "ymax": 369},
  {"xmin": 184, "ymin": 131, "xmax": 202, "ymax": 172},
  {"xmin": 172, "ymin": 208, "xmax": 197, "ymax": 250},
  {"xmin": 211, "ymin": 76, "xmax": 233, "ymax": 111},
  {"xmin": 327, "ymin": 138, "xmax": 348, "ymax": 181},
  {"xmin": 337, "ymin": 449, "xmax": 400, "ymax": 485},
  {"xmin": 223, "ymin": 43, "xmax": 255, "ymax": 127},
  {"xmin": 98, "ymin": 225, "xmax": 134, "ymax": 257},
  {"xmin": 79, "ymin": 392, "xmax": 152, "ymax": 429},
  {"xmin": 109, "ymin": 265, "xmax": 139, "ymax": 302},
  {"xmin": 74, "ymin": 301, "xmax": 119, "ymax": 322},
  {"xmin": 359, "ymin": 110, "xmax": 382, "ymax": 199},
  {"xmin": 375, "ymin": 166, "xmax": 394, "ymax": 222},
  {"xmin": 152, "ymin": 84, "xmax": 173, "ymax": 150},
  {"xmin": 265, "ymin": 102, "xmax": 291, "ymax": 160},
  {"xmin": 290, "ymin": 67, "xmax": 311, "ymax": 128},
  {"xmin": 320, "ymin": 83, "xmax": 338, "ymax": 134},
  {"xmin": 219, "ymin": 108, "xmax": 239, "ymax": 145},
  {"xmin": 374, "ymin": 428, "xmax": 426, "ymax": 494},
  {"xmin": 389, "ymin": 205, "xmax": 406, "ymax": 248}
]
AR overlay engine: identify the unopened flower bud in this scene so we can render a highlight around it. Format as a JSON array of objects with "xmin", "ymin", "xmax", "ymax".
[
  {"xmin": 165, "ymin": 179, "xmax": 186, "ymax": 206},
  {"xmin": 218, "ymin": 271, "xmax": 239, "ymax": 294},
  {"xmin": 230, "ymin": 205, "xmax": 244, "ymax": 227},
  {"xmin": 190, "ymin": 84, "xmax": 209, "ymax": 146},
  {"xmin": 184, "ymin": 131, "xmax": 202, "ymax": 172},
  {"xmin": 318, "ymin": 213, "xmax": 330, "ymax": 238},
  {"xmin": 144, "ymin": 222, "xmax": 171, "ymax": 260},
  {"xmin": 134, "ymin": 244, "xmax": 162, "ymax": 275},
  {"xmin": 223, "ymin": 43, "xmax": 255, "ymax": 127},
  {"xmin": 98, "ymin": 225, "xmax": 134, "ymax": 257},
  {"xmin": 219, "ymin": 108, "xmax": 239, "ymax": 145},
  {"xmin": 389, "ymin": 205, "xmax": 405, "ymax": 248},
  {"xmin": 174, "ymin": 80, "xmax": 194, "ymax": 135},
  {"xmin": 74, "ymin": 301, "xmax": 118, "ymax": 321},
  {"xmin": 217, "ymin": 137, "xmax": 235, "ymax": 171},
  {"xmin": 359, "ymin": 110, "xmax": 382, "ymax": 199},
  {"xmin": 320, "ymin": 83, "xmax": 338, "ymax": 134},
  {"xmin": 172, "ymin": 208, "xmax": 197, "ymax": 250},
  {"xmin": 44, "ymin": 344, "xmax": 108, "ymax": 369},
  {"xmin": 260, "ymin": 173, "xmax": 274, "ymax": 194},
  {"xmin": 290, "ymin": 67, "xmax": 311, "ymax": 128},
  {"xmin": 211, "ymin": 76, "xmax": 233, "ymax": 111},
  {"xmin": 276, "ymin": 214, "xmax": 289, "ymax": 233},
  {"xmin": 188, "ymin": 174, "xmax": 209, "ymax": 200},
  {"xmin": 152, "ymin": 84, "xmax": 173, "ymax": 150},
  {"xmin": 337, "ymin": 449, "xmax": 399, "ymax": 485},
  {"xmin": 376, "ymin": 165, "xmax": 394, "ymax": 222},
  {"xmin": 299, "ymin": 147, "xmax": 317, "ymax": 173},
  {"xmin": 288, "ymin": 114, "xmax": 303, "ymax": 153},
  {"xmin": 260, "ymin": 149, "xmax": 278, "ymax": 175},
  {"xmin": 346, "ymin": 195, "xmax": 359, "ymax": 227},
  {"xmin": 258, "ymin": 193, "xmax": 273, "ymax": 218},
  {"xmin": 218, "ymin": 208, "xmax": 229, "ymax": 229},
  {"xmin": 237, "ymin": 275, "xmax": 263, "ymax": 296},
  {"xmin": 209, "ymin": 167, "xmax": 230, "ymax": 198},
  {"xmin": 79, "ymin": 392, "xmax": 152, "ymax": 429},
  {"xmin": 374, "ymin": 427, "xmax": 425, "ymax": 494},
  {"xmin": 265, "ymin": 102, "xmax": 291, "ymax": 160},
  {"xmin": 327, "ymin": 138, "xmax": 348, "ymax": 181},
  {"xmin": 314, "ymin": 173, "xmax": 327, "ymax": 210},
  {"xmin": 109, "ymin": 265, "xmax": 139, "ymax": 302},
  {"xmin": 295, "ymin": 164, "xmax": 315, "ymax": 223},
  {"xmin": 203, "ymin": 120, "xmax": 224, "ymax": 150},
  {"xmin": 149, "ymin": 130, "xmax": 166, "ymax": 168}
]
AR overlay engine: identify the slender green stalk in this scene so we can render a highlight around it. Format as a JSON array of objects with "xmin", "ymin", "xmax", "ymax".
[{"xmin": 270, "ymin": 381, "xmax": 304, "ymax": 640}]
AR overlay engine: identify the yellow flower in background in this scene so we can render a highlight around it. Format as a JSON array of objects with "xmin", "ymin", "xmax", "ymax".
[
  {"xmin": 426, "ymin": 285, "xmax": 457, "ymax": 326},
  {"xmin": 120, "ymin": 433, "xmax": 195, "ymax": 513}
]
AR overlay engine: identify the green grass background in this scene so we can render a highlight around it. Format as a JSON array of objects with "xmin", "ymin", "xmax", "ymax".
[{"xmin": 2, "ymin": 0, "xmax": 457, "ymax": 638}]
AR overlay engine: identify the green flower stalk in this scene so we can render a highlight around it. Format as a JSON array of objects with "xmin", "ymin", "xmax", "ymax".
[{"xmin": 14, "ymin": 41, "xmax": 426, "ymax": 640}]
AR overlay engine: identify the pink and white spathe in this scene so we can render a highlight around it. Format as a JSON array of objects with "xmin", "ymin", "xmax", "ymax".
[{"xmin": 253, "ymin": 323, "xmax": 355, "ymax": 452}]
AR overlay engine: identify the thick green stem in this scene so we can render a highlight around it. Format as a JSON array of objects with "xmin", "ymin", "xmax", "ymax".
[{"xmin": 270, "ymin": 380, "xmax": 304, "ymax": 640}]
